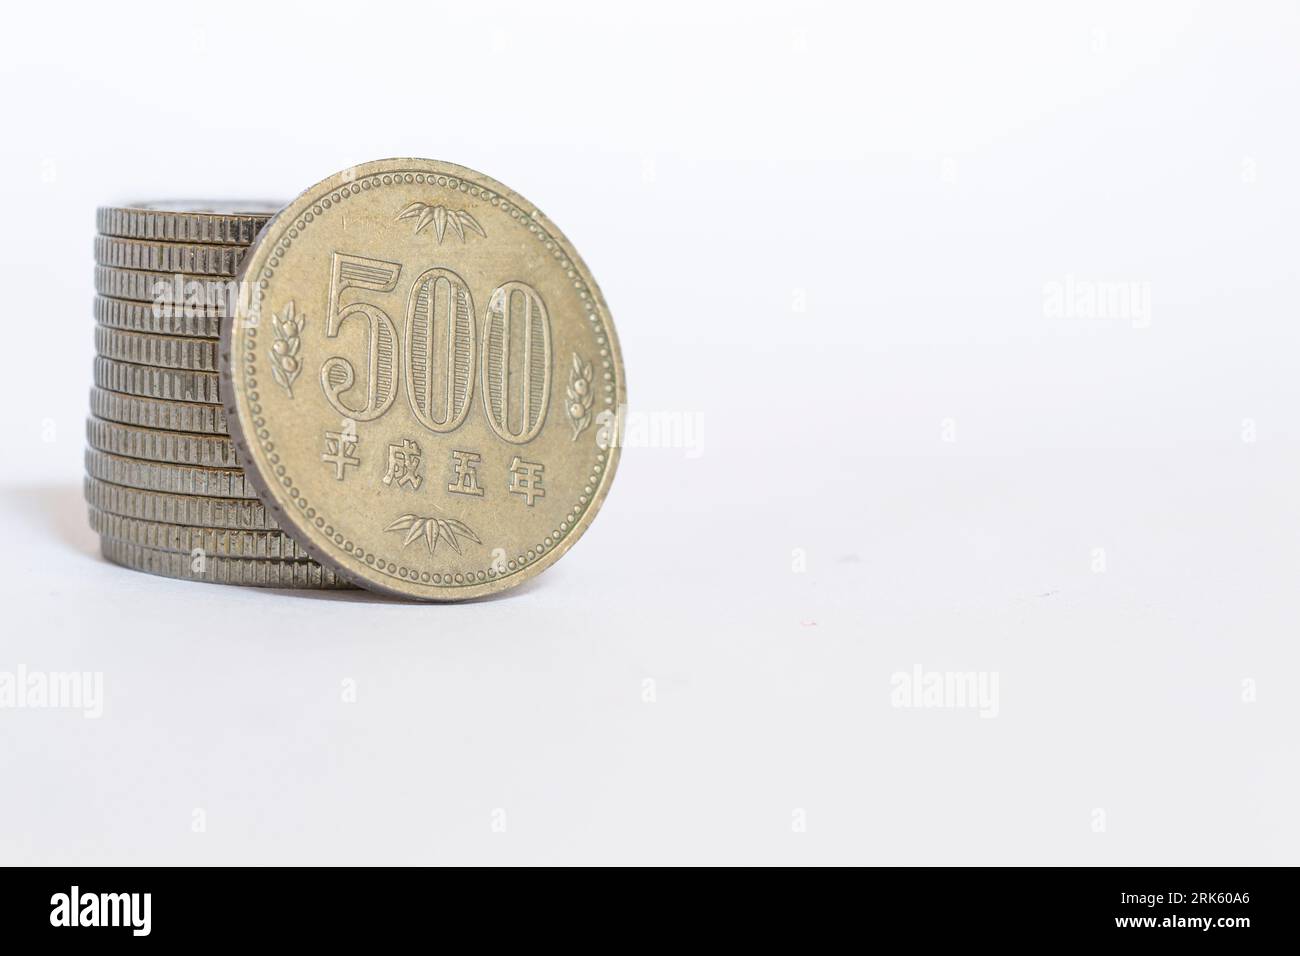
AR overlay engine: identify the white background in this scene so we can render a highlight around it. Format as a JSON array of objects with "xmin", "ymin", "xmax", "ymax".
[{"xmin": 1, "ymin": 0, "xmax": 1297, "ymax": 864}]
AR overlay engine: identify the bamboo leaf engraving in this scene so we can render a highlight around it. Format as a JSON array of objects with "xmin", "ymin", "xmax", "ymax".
[
  {"xmin": 385, "ymin": 514, "xmax": 417, "ymax": 533},
  {"xmin": 384, "ymin": 512, "xmax": 483, "ymax": 555},
  {"xmin": 396, "ymin": 202, "xmax": 486, "ymax": 244}
]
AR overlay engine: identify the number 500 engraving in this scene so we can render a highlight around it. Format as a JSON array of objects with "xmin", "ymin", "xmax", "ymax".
[{"xmin": 322, "ymin": 253, "xmax": 552, "ymax": 443}]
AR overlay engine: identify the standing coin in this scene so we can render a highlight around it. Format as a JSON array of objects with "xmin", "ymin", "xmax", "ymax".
[{"xmin": 221, "ymin": 158, "xmax": 625, "ymax": 600}]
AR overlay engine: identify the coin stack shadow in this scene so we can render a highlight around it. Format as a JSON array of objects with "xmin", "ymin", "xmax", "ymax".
[{"xmin": 87, "ymin": 203, "xmax": 355, "ymax": 589}]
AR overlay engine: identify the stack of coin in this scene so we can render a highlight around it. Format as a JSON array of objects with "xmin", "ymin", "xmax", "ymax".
[{"xmin": 88, "ymin": 202, "xmax": 354, "ymax": 589}]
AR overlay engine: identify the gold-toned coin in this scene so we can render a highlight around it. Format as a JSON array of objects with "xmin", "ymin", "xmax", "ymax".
[
  {"xmin": 94, "ymin": 356, "xmax": 222, "ymax": 403},
  {"xmin": 100, "ymin": 537, "xmax": 352, "ymax": 589},
  {"xmin": 84, "ymin": 476, "xmax": 278, "ymax": 529},
  {"xmin": 94, "ymin": 265, "xmax": 242, "ymax": 311},
  {"xmin": 94, "ymin": 295, "xmax": 223, "ymax": 338},
  {"xmin": 88, "ymin": 505, "xmax": 308, "ymax": 559},
  {"xmin": 90, "ymin": 387, "xmax": 228, "ymax": 435},
  {"xmin": 94, "ymin": 236, "xmax": 247, "ymax": 276},
  {"xmin": 85, "ymin": 447, "xmax": 257, "ymax": 498},
  {"xmin": 95, "ymin": 326, "xmax": 219, "ymax": 371},
  {"xmin": 222, "ymin": 158, "xmax": 625, "ymax": 600},
  {"xmin": 97, "ymin": 201, "xmax": 281, "ymax": 245},
  {"xmin": 86, "ymin": 416, "xmax": 238, "ymax": 467}
]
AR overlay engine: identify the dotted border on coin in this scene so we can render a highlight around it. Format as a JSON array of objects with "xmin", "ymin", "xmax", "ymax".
[{"xmin": 239, "ymin": 171, "xmax": 618, "ymax": 589}]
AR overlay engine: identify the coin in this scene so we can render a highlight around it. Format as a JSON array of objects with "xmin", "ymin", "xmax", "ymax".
[
  {"xmin": 88, "ymin": 505, "xmax": 308, "ymax": 559},
  {"xmin": 94, "ymin": 236, "xmax": 247, "ymax": 276},
  {"xmin": 94, "ymin": 327, "xmax": 219, "ymax": 371},
  {"xmin": 86, "ymin": 416, "xmax": 238, "ymax": 467},
  {"xmin": 85, "ymin": 447, "xmax": 258, "ymax": 498},
  {"xmin": 100, "ymin": 537, "xmax": 352, "ymax": 589},
  {"xmin": 222, "ymin": 158, "xmax": 625, "ymax": 599},
  {"xmin": 94, "ymin": 295, "xmax": 223, "ymax": 338},
  {"xmin": 94, "ymin": 356, "xmax": 222, "ymax": 403},
  {"xmin": 97, "ymin": 201, "xmax": 281, "ymax": 245},
  {"xmin": 94, "ymin": 266, "xmax": 242, "ymax": 311},
  {"xmin": 89, "ymin": 387, "xmax": 228, "ymax": 435},
  {"xmin": 84, "ymin": 476, "xmax": 278, "ymax": 529}
]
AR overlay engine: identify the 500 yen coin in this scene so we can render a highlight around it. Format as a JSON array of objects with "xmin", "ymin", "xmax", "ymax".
[{"xmin": 221, "ymin": 158, "xmax": 625, "ymax": 600}]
